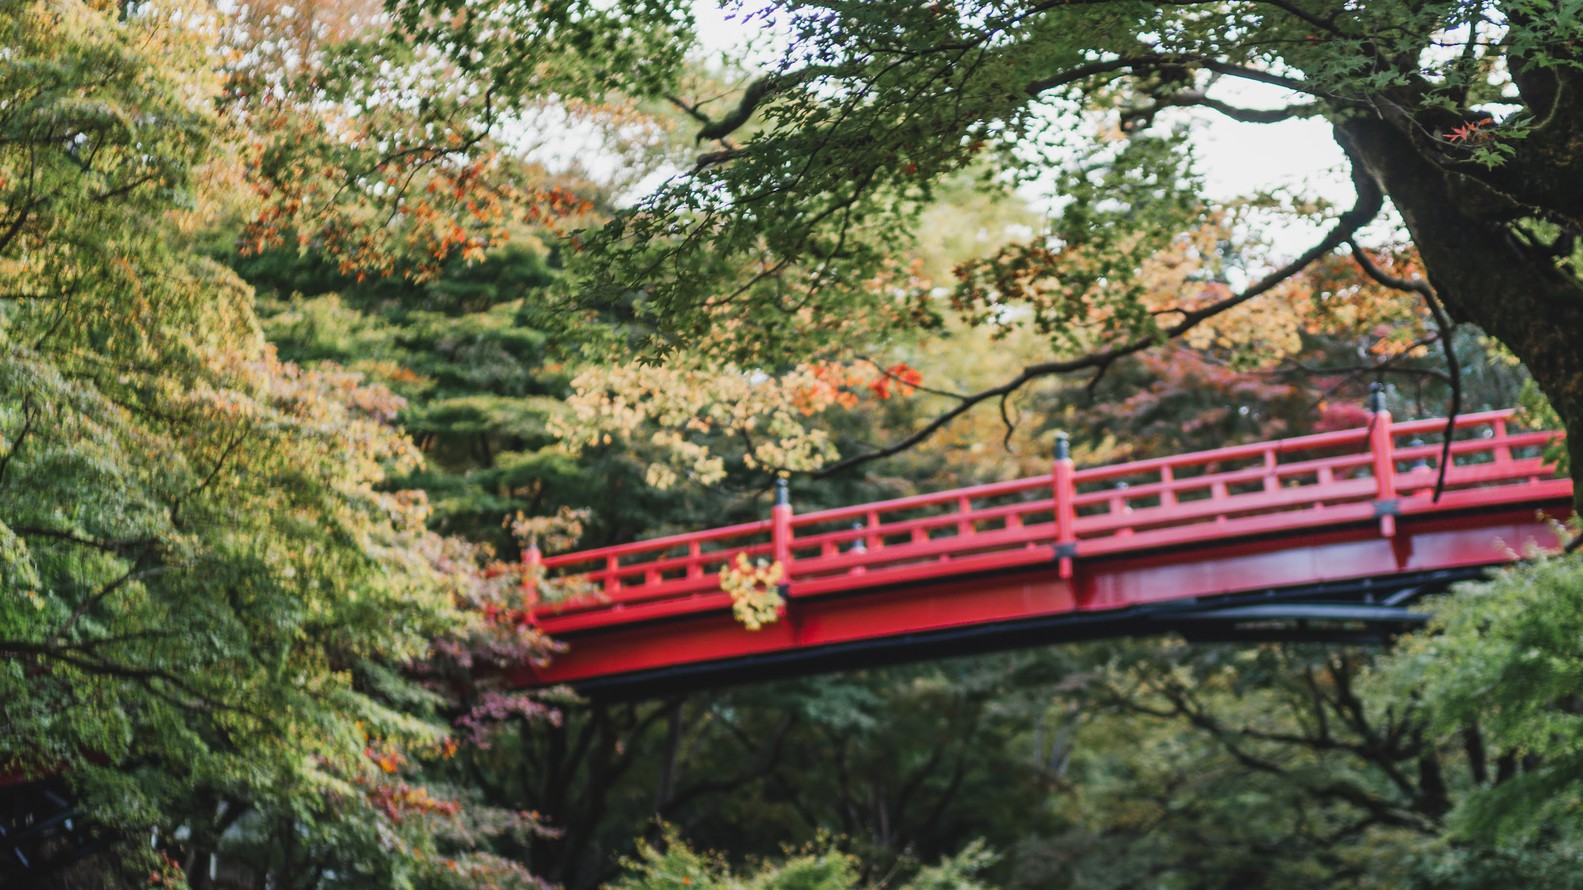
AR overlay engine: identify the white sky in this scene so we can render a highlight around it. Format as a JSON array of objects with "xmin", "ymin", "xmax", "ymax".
[{"xmin": 1191, "ymin": 98, "xmax": 1349, "ymax": 205}]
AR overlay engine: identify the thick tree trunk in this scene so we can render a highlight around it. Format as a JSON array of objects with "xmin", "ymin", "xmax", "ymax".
[{"xmin": 1337, "ymin": 117, "xmax": 1583, "ymax": 502}]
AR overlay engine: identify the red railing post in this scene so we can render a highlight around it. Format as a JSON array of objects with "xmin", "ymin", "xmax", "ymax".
[
  {"xmin": 1054, "ymin": 432, "xmax": 1077, "ymax": 579},
  {"xmin": 772, "ymin": 478, "xmax": 794, "ymax": 576},
  {"xmin": 521, "ymin": 537, "xmax": 542, "ymax": 614},
  {"xmin": 687, "ymin": 540, "xmax": 703, "ymax": 579},
  {"xmin": 1368, "ymin": 384, "xmax": 1398, "ymax": 537},
  {"xmin": 772, "ymin": 479, "xmax": 794, "ymax": 615}
]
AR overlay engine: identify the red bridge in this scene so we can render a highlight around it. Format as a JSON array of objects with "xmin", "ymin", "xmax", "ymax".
[{"xmin": 515, "ymin": 406, "xmax": 1572, "ymax": 696}]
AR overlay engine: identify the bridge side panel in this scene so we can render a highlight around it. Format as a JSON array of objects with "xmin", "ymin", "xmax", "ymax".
[
  {"xmin": 521, "ymin": 574, "xmax": 1079, "ymax": 686},
  {"xmin": 519, "ymin": 505, "xmax": 1568, "ymax": 690},
  {"xmin": 1082, "ymin": 509, "xmax": 1567, "ymax": 610}
]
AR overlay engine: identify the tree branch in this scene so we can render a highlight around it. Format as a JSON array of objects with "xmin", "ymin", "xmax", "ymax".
[
  {"xmin": 52, "ymin": 562, "xmax": 168, "ymax": 642},
  {"xmin": 683, "ymin": 67, "xmax": 843, "ymax": 143},
  {"xmin": 172, "ymin": 424, "xmax": 254, "ymax": 522},
  {"xmin": 1025, "ymin": 53, "xmax": 1319, "ymax": 98},
  {"xmin": 814, "ymin": 164, "xmax": 1382, "ymax": 476},
  {"xmin": 9, "ymin": 525, "xmax": 158, "ymax": 554},
  {"xmin": 0, "ymin": 393, "xmax": 35, "ymax": 491},
  {"xmin": 0, "ymin": 640, "xmax": 259, "ymax": 718},
  {"xmin": 1150, "ymin": 90, "xmax": 1321, "ymax": 123},
  {"xmin": 662, "ymin": 711, "xmax": 793, "ymax": 815}
]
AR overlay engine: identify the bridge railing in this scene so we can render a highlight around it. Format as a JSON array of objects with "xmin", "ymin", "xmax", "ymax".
[
  {"xmin": 534, "ymin": 519, "xmax": 774, "ymax": 617},
  {"xmin": 528, "ymin": 407, "xmax": 1564, "ymax": 627},
  {"xmin": 1390, "ymin": 413, "xmax": 1557, "ymax": 495},
  {"xmin": 788, "ymin": 475, "xmax": 1060, "ymax": 587}
]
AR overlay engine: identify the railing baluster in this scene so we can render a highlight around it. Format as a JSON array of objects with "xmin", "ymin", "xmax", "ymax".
[
  {"xmin": 1113, "ymin": 482, "xmax": 1133, "ymax": 537},
  {"xmin": 1493, "ymin": 418, "xmax": 1512, "ymax": 466},
  {"xmin": 848, "ymin": 522, "xmax": 868, "ymax": 576},
  {"xmin": 604, "ymin": 554, "xmax": 619, "ymax": 598}
]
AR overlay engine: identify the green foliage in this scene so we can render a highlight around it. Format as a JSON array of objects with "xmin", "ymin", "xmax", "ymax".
[
  {"xmin": 1375, "ymin": 553, "xmax": 1583, "ymax": 844},
  {"xmin": 243, "ymin": 236, "xmax": 740, "ymax": 555},
  {"xmin": 13, "ymin": 0, "xmax": 1583, "ymax": 886},
  {"xmin": 507, "ymin": 0, "xmax": 1459, "ymax": 358},
  {"xmin": 957, "ymin": 132, "xmax": 1206, "ymax": 352},
  {"xmin": 0, "ymin": 0, "xmax": 542, "ymax": 880},
  {"xmin": 386, "ymin": 0, "xmax": 696, "ymax": 107},
  {"xmin": 1404, "ymin": 838, "xmax": 1583, "ymax": 890},
  {"xmin": 613, "ymin": 831, "xmax": 996, "ymax": 890},
  {"xmin": 1518, "ymin": 378, "xmax": 1570, "ymax": 475}
]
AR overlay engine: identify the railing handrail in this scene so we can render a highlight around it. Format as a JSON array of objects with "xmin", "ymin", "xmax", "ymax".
[
  {"xmin": 531, "ymin": 407, "xmax": 1561, "ymax": 614},
  {"xmin": 1391, "ymin": 408, "xmax": 1515, "ymax": 435},
  {"xmin": 792, "ymin": 474, "xmax": 1056, "ymax": 526},
  {"xmin": 541, "ymin": 518, "xmax": 772, "ymax": 567}
]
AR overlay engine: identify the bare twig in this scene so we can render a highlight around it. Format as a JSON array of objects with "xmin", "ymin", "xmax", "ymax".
[{"xmin": 856, "ymin": 355, "xmax": 969, "ymax": 400}]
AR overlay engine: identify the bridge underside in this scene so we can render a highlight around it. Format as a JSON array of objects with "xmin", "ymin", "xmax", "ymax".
[
  {"xmin": 517, "ymin": 503, "xmax": 1570, "ymax": 699},
  {"xmin": 0, "ymin": 777, "xmax": 102, "ymax": 884}
]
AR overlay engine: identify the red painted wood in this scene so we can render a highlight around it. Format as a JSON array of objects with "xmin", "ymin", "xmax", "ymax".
[
  {"xmin": 794, "ymin": 475, "xmax": 1055, "ymax": 525},
  {"xmin": 1054, "ymin": 438, "xmax": 1077, "ymax": 579},
  {"xmin": 521, "ymin": 540, "xmax": 542, "ymax": 610},
  {"xmin": 1077, "ymin": 509, "xmax": 1567, "ymax": 610},
  {"xmin": 1370, "ymin": 408, "xmax": 1398, "ymax": 536},
  {"xmin": 792, "ymin": 499, "xmax": 1057, "ymax": 555},
  {"xmin": 791, "ymin": 545, "xmax": 1058, "ymax": 598},
  {"xmin": 515, "ymin": 573, "xmax": 1083, "ymax": 686},
  {"xmin": 520, "ymin": 410, "xmax": 1572, "ymax": 687}
]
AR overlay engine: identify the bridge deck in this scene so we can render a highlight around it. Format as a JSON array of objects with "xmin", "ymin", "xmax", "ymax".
[{"xmin": 515, "ymin": 409, "xmax": 1572, "ymax": 694}]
